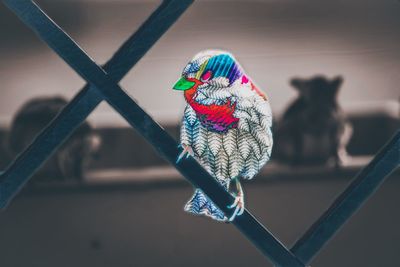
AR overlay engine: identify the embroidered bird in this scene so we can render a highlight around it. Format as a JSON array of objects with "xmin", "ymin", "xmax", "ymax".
[{"xmin": 173, "ymin": 50, "xmax": 273, "ymax": 222}]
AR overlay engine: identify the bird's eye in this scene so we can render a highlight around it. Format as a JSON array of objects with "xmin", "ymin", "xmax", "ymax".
[{"xmin": 201, "ymin": 70, "xmax": 213, "ymax": 82}]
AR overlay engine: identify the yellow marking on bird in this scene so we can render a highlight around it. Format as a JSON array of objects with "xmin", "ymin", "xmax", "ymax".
[{"xmin": 195, "ymin": 60, "xmax": 208, "ymax": 80}]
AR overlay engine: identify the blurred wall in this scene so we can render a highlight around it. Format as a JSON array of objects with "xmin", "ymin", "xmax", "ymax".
[{"xmin": 0, "ymin": 0, "xmax": 399, "ymax": 127}]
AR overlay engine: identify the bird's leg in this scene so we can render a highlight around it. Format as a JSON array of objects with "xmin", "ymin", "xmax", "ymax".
[
  {"xmin": 227, "ymin": 178, "xmax": 245, "ymax": 222},
  {"xmin": 176, "ymin": 144, "xmax": 194, "ymax": 163}
]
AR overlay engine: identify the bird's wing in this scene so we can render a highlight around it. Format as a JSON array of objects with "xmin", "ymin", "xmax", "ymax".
[{"xmin": 234, "ymin": 94, "xmax": 273, "ymax": 179}]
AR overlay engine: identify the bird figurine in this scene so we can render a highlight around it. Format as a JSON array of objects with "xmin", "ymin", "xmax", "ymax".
[{"xmin": 173, "ymin": 50, "xmax": 273, "ymax": 222}]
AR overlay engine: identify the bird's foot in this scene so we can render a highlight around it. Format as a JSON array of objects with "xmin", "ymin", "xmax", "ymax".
[
  {"xmin": 227, "ymin": 193, "xmax": 244, "ymax": 222},
  {"xmin": 176, "ymin": 144, "xmax": 194, "ymax": 163}
]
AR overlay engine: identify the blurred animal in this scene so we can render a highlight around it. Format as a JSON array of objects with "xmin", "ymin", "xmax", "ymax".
[
  {"xmin": 274, "ymin": 75, "xmax": 351, "ymax": 166},
  {"xmin": 174, "ymin": 50, "xmax": 273, "ymax": 222},
  {"xmin": 7, "ymin": 96, "xmax": 100, "ymax": 183}
]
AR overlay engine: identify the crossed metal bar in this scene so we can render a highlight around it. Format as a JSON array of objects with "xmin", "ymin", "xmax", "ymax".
[{"xmin": 1, "ymin": 1, "xmax": 399, "ymax": 266}]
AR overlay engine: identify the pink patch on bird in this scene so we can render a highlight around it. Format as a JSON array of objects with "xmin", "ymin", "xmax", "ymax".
[
  {"xmin": 201, "ymin": 70, "xmax": 212, "ymax": 81},
  {"xmin": 241, "ymin": 75, "xmax": 249, "ymax": 84}
]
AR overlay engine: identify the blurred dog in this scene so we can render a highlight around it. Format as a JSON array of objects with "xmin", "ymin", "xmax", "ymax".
[
  {"xmin": 273, "ymin": 75, "xmax": 352, "ymax": 166},
  {"xmin": 7, "ymin": 96, "xmax": 100, "ymax": 182}
]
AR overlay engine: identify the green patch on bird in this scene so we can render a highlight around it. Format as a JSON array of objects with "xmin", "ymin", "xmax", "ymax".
[{"xmin": 173, "ymin": 77, "xmax": 196, "ymax": 91}]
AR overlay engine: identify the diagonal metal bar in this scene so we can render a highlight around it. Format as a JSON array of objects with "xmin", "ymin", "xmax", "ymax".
[
  {"xmin": 2, "ymin": 1, "xmax": 305, "ymax": 266},
  {"xmin": 291, "ymin": 131, "xmax": 400, "ymax": 265},
  {"xmin": 0, "ymin": 0, "xmax": 193, "ymax": 208}
]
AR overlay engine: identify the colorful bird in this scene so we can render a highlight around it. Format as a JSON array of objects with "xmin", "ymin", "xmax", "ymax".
[{"xmin": 173, "ymin": 50, "xmax": 273, "ymax": 222}]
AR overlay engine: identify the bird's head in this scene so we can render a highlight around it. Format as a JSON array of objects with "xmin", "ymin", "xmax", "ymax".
[{"xmin": 173, "ymin": 50, "xmax": 244, "ymax": 93}]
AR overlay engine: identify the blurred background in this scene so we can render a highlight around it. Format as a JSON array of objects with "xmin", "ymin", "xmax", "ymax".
[{"xmin": 0, "ymin": 0, "xmax": 399, "ymax": 266}]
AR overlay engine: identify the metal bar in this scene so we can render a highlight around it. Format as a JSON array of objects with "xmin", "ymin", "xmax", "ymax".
[
  {"xmin": 3, "ymin": 1, "xmax": 305, "ymax": 266},
  {"xmin": 291, "ymin": 131, "xmax": 400, "ymax": 265},
  {"xmin": 0, "ymin": 0, "xmax": 192, "ymax": 208}
]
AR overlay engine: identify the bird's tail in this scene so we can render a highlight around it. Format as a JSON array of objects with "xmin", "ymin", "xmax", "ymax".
[{"xmin": 184, "ymin": 179, "xmax": 229, "ymax": 222}]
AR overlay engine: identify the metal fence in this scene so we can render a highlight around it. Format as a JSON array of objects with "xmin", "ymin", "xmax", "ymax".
[{"xmin": 0, "ymin": 1, "xmax": 399, "ymax": 266}]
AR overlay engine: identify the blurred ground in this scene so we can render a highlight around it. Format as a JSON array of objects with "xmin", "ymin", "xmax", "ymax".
[{"xmin": 0, "ymin": 169, "xmax": 399, "ymax": 267}]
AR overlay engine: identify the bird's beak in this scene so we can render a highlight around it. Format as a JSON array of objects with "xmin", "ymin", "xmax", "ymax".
[{"xmin": 173, "ymin": 77, "xmax": 199, "ymax": 91}]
